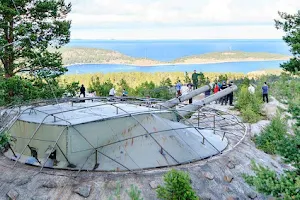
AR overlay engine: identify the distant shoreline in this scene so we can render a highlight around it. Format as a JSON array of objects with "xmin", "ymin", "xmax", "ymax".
[
  {"xmin": 59, "ymin": 47, "xmax": 290, "ymax": 67},
  {"xmin": 64, "ymin": 58, "xmax": 287, "ymax": 67}
]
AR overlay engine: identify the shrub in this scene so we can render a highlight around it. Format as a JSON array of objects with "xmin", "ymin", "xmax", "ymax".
[
  {"xmin": 89, "ymin": 77, "xmax": 114, "ymax": 96},
  {"xmin": 0, "ymin": 132, "xmax": 13, "ymax": 152},
  {"xmin": 109, "ymin": 181, "xmax": 121, "ymax": 200},
  {"xmin": 236, "ymin": 86, "xmax": 262, "ymax": 123},
  {"xmin": 64, "ymin": 81, "xmax": 80, "ymax": 97},
  {"xmin": 156, "ymin": 169, "xmax": 199, "ymax": 200},
  {"xmin": 254, "ymin": 114, "xmax": 287, "ymax": 154},
  {"xmin": 277, "ymin": 131, "xmax": 300, "ymax": 172},
  {"xmin": 0, "ymin": 76, "xmax": 64, "ymax": 106},
  {"xmin": 126, "ymin": 185, "xmax": 143, "ymax": 200},
  {"xmin": 241, "ymin": 105, "xmax": 261, "ymax": 124},
  {"xmin": 243, "ymin": 161, "xmax": 300, "ymax": 200}
]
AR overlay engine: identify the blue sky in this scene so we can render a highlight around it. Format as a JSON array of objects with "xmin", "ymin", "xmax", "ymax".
[{"xmin": 68, "ymin": 0, "xmax": 300, "ymax": 40}]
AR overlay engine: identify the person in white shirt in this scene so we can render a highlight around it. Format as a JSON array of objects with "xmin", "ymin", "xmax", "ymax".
[
  {"xmin": 109, "ymin": 88, "xmax": 115, "ymax": 96},
  {"xmin": 248, "ymin": 84, "xmax": 255, "ymax": 94}
]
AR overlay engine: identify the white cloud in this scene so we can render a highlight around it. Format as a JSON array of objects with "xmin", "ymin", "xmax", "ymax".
[
  {"xmin": 67, "ymin": 0, "xmax": 300, "ymax": 39},
  {"xmin": 70, "ymin": 25, "xmax": 284, "ymax": 40}
]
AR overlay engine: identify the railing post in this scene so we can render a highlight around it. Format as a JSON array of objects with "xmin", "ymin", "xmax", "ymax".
[
  {"xmin": 197, "ymin": 110, "xmax": 200, "ymax": 128},
  {"xmin": 95, "ymin": 150, "xmax": 98, "ymax": 168},
  {"xmin": 213, "ymin": 115, "xmax": 216, "ymax": 134}
]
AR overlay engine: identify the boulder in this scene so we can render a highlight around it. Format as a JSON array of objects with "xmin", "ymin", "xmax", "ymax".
[
  {"xmin": 203, "ymin": 172, "xmax": 215, "ymax": 180},
  {"xmin": 7, "ymin": 189, "xmax": 19, "ymax": 200},
  {"xmin": 73, "ymin": 184, "xmax": 92, "ymax": 198}
]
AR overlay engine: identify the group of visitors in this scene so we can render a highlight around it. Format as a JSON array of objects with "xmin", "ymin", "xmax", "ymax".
[
  {"xmin": 109, "ymin": 88, "xmax": 128, "ymax": 97},
  {"xmin": 248, "ymin": 82, "xmax": 269, "ymax": 103},
  {"xmin": 174, "ymin": 70, "xmax": 234, "ymax": 106},
  {"xmin": 212, "ymin": 81, "xmax": 234, "ymax": 106},
  {"xmin": 78, "ymin": 74, "xmax": 269, "ymax": 105},
  {"xmin": 79, "ymin": 84, "xmax": 128, "ymax": 98}
]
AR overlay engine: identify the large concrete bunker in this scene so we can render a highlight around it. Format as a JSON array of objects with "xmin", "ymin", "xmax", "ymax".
[{"xmin": 6, "ymin": 101, "xmax": 228, "ymax": 171}]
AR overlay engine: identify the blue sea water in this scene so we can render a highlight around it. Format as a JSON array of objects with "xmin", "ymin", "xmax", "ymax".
[
  {"xmin": 66, "ymin": 61, "xmax": 285, "ymax": 75},
  {"xmin": 66, "ymin": 39, "xmax": 289, "ymax": 74}
]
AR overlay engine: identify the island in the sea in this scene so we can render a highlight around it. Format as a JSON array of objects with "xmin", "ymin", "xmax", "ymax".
[{"xmin": 59, "ymin": 47, "xmax": 290, "ymax": 66}]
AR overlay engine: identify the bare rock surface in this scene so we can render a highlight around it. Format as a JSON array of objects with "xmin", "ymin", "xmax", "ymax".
[
  {"xmin": 0, "ymin": 131, "xmax": 287, "ymax": 200},
  {"xmin": 250, "ymin": 120, "xmax": 270, "ymax": 137},
  {"xmin": 73, "ymin": 184, "xmax": 92, "ymax": 198},
  {"xmin": 7, "ymin": 189, "xmax": 19, "ymax": 200},
  {"xmin": 149, "ymin": 181, "xmax": 160, "ymax": 189},
  {"xmin": 262, "ymin": 96, "xmax": 288, "ymax": 120},
  {"xmin": 203, "ymin": 172, "xmax": 215, "ymax": 180}
]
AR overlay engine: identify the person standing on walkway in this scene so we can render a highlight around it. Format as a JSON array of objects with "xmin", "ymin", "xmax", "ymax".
[
  {"xmin": 220, "ymin": 81, "xmax": 228, "ymax": 105},
  {"xmin": 80, "ymin": 84, "xmax": 86, "ymax": 97},
  {"xmin": 109, "ymin": 87, "xmax": 115, "ymax": 97},
  {"xmin": 192, "ymin": 70, "xmax": 199, "ymax": 90},
  {"xmin": 227, "ymin": 81, "xmax": 234, "ymax": 106},
  {"xmin": 187, "ymin": 82, "xmax": 193, "ymax": 104},
  {"xmin": 213, "ymin": 82, "xmax": 220, "ymax": 104},
  {"xmin": 262, "ymin": 82, "xmax": 269, "ymax": 103},
  {"xmin": 175, "ymin": 80, "xmax": 182, "ymax": 97}
]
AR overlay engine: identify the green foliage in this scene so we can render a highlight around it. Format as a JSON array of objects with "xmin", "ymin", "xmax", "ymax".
[
  {"xmin": 243, "ymin": 73, "xmax": 300, "ymax": 200},
  {"xmin": 109, "ymin": 181, "xmax": 121, "ymax": 200},
  {"xmin": 132, "ymin": 81, "xmax": 173, "ymax": 100},
  {"xmin": 89, "ymin": 77, "xmax": 114, "ymax": 96},
  {"xmin": 241, "ymin": 77, "xmax": 250, "ymax": 88},
  {"xmin": 117, "ymin": 78, "xmax": 132, "ymax": 95},
  {"xmin": 156, "ymin": 169, "xmax": 199, "ymax": 200},
  {"xmin": 288, "ymin": 96, "xmax": 300, "ymax": 128},
  {"xmin": 126, "ymin": 185, "xmax": 143, "ymax": 200},
  {"xmin": 0, "ymin": 76, "xmax": 64, "ymax": 106},
  {"xmin": 61, "ymin": 72, "xmax": 247, "ymax": 91},
  {"xmin": 218, "ymin": 74, "xmax": 228, "ymax": 82},
  {"xmin": 243, "ymin": 161, "xmax": 300, "ymax": 200},
  {"xmin": 0, "ymin": 0, "xmax": 71, "ymax": 78},
  {"xmin": 254, "ymin": 114, "xmax": 287, "ymax": 154},
  {"xmin": 235, "ymin": 86, "xmax": 262, "ymax": 123},
  {"xmin": 197, "ymin": 72, "xmax": 206, "ymax": 87},
  {"xmin": 134, "ymin": 81, "xmax": 156, "ymax": 97},
  {"xmin": 240, "ymin": 105, "xmax": 261, "ymax": 124},
  {"xmin": 0, "ymin": 132, "xmax": 11, "ymax": 149},
  {"xmin": 277, "ymin": 133, "xmax": 300, "ymax": 172},
  {"xmin": 275, "ymin": 11, "xmax": 300, "ymax": 75},
  {"xmin": 63, "ymin": 81, "xmax": 80, "ymax": 97},
  {"xmin": 161, "ymin": 78, "xmax": 173, "ymax": 87},
  {"xmin": 184, "ymin": 72, "xmax": 191, "ymax": 84}
]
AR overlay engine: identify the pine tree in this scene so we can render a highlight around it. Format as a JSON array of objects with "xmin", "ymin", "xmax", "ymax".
[
  {"xmin": 0, "ymin": 0, "xmax": 71, "ymax": 78},
  {"xmin": 275, "ymin": 11, "xmax": 300, "ymax": 75}
]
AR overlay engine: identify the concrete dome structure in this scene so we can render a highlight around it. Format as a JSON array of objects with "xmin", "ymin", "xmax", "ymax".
[
  {"xmin": 5, "ymin": 101, "xmax": 227, "ymax": 171},
  {"xmin": 1, "ymin": 85, "xmax": 240, "ymax": 173}
]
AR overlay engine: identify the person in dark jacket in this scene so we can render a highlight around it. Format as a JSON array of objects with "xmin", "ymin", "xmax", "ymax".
[
  {"xmin": 204, "ymin": 89, "xmax": 211, "ymax": 98},
  {"xmin": 80, "ymin": 84, "xmax": 86, "ymax": 97},
  {"xmin": 227, "ymin": 81, "xmax": 234, "ymax": 106},
  {"xmin": 262, "ymin": 82, "xmax": 269, "ymax": 103},
  {"xmin": 191, "ymin": 70, "xmax": 198, "ymax": 90},
  {"xmin": 220, "ymin": 81, "xmax": 228, "ymax": 105}
]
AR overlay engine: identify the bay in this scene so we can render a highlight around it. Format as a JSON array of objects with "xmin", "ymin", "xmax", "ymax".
[
  {"xmin": 66, "ymin": 60, "xmax": 284, "ymax": 75},
  {"xmin": 67, "ymin": 39, "xmax": 290, "ymax": 62}
]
